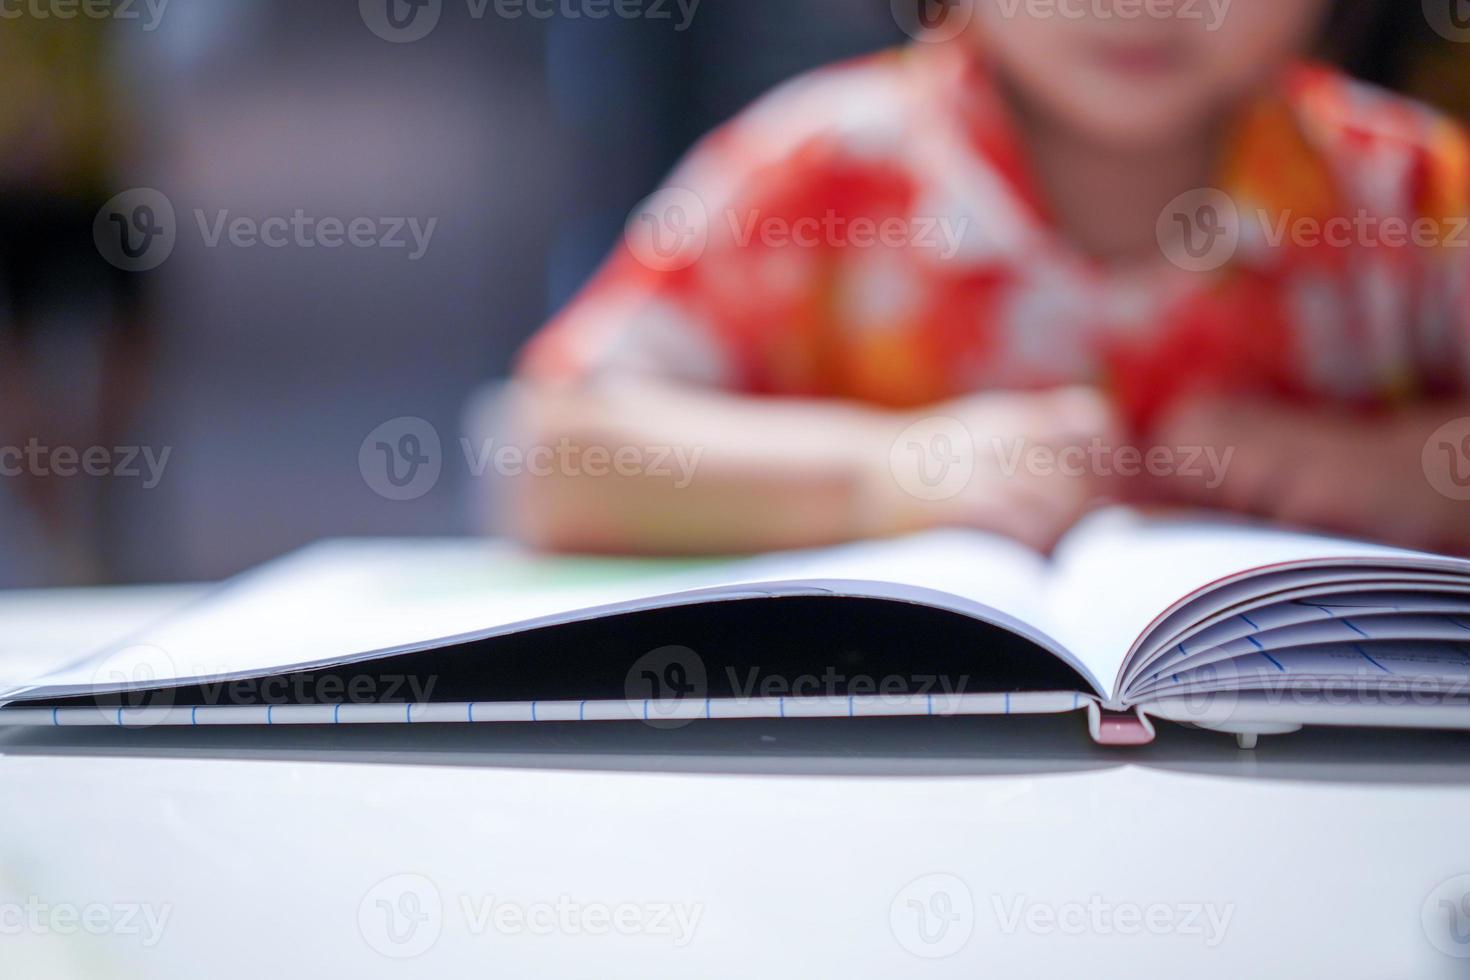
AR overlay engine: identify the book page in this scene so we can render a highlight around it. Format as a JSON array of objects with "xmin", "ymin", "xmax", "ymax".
[
  {"xmin": 1036, "ymin": 507, "xmax": 1461, "ymax": 700},
  {"xmin": 3, "ymin": 529, "xmax": 1068, "ymax": 701}
]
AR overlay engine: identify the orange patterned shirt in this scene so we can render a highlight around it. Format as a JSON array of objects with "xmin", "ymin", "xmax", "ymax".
[{"xmin": 519, "ymin": 41, "xmax": 1470, "ymax": 433}]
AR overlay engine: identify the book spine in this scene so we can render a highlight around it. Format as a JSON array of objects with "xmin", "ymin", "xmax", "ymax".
[{"xmin": 2, "ymin": 692, "xmax": 1091, "ymax": 727}]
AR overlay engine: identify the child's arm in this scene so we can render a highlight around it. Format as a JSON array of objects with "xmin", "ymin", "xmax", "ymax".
[
  {"xmin": 495, "ymin": 377, "xmax": 1119, "ymax": 555},
  {"xmin": 1138, "ymin": 399, "xmax": 1470, "ymax": 555}
]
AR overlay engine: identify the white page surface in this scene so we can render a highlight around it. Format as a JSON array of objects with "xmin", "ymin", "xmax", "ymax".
[{"xmin": 4, "ymin": 530, "xmax": 1063, "ymax": 701}]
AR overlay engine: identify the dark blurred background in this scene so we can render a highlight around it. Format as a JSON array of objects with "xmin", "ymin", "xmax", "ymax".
[{"xmin": 0, "ymin": 0, "xmax": 1462, "ymax": 587}]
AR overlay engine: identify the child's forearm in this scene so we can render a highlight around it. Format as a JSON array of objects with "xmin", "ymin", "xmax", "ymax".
[{"xmin": 491, "ymin": 379, "xmax": 917, "ymax": 554}]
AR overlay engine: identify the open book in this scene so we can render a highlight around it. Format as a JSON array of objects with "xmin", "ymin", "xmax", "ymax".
[{"xmin": 4, "ymin": 507, "xmax": 1469, "ymax": 747}]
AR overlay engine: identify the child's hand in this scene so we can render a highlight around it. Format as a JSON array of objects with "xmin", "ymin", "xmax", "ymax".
[
  {"xmin": 870, "ymin": 387, "xmax": 1124, "ymax": 551},
  {"xmin": 1135, "ymin": 398, "xmax": 1470, "ymax": 553}
]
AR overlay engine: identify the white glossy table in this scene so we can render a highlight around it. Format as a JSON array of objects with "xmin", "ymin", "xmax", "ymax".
[{"xmin": 1, "ymin": 585, "xmax": 1468, "ymax": 979}]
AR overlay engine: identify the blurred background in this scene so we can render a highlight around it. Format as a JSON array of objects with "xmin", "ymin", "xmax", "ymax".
[{"xmin": 0, "ymin": 0, "xmax": 1463, "ymax": 588}]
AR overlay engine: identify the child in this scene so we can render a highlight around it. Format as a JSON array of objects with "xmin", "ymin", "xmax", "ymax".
[{"xmin": 504, "ymin": 0, "xmax": 1470, "ymax": 556}]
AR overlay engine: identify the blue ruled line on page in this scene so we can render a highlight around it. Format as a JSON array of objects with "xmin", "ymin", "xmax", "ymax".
[
  {"xmin": 1341, "ymin": 619, "xmax": 1369, "ymax": 638},
  {"xmin": 1353, "ymin": 644, "xmax": 1391, "ymax": 673},
  {"xmin": 1261, "ymin": 652, "xmax": 1286, "ymax": 672},
  {"xmin": 1155, "ymin": 641, "xmax": 1190, "ymax": 683}
]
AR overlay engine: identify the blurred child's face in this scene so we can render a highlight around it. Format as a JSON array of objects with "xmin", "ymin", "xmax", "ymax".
[{"xmin": 969, "ymin": 0, "xmax": 1332, "ymax": 148}]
